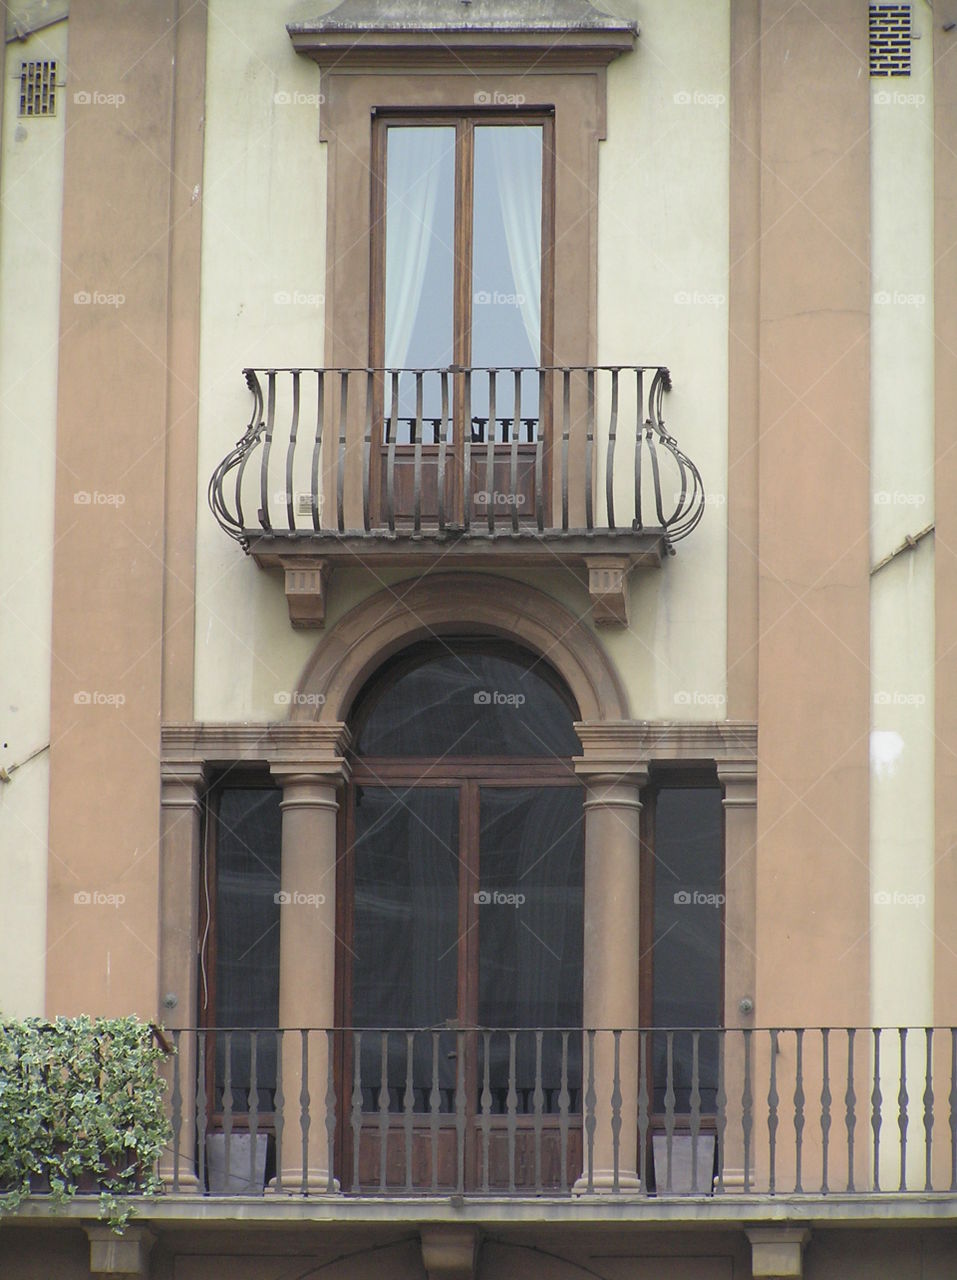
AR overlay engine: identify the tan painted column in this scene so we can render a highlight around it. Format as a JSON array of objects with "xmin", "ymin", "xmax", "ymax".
[
  {"xmin": 573, "ymin": 729, "xmax": 647, "ymax": 1192},
  {"xmin": 754, "ymin": 0, "xmax": 870, "ymax": 1033},
  {"xmin": 269, "ymin": 726, "xmax": 350, "ymax": 1193},
  {"xmin": 45, "ymin": 0, "xmax": 180, "ymax": 1018},
  {"xmin": 158, "ymin": 763, "xmax": 204, "ymax": 1192},
  {"xmin": 715, "ymin": 760, "xmax": 757, "ymax": 1192}
]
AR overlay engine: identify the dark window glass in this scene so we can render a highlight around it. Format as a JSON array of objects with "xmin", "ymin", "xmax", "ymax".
[
  {"xmin": 478, "ymin": 786, "xmax": 583, "ymax": 1112},
  {"xmin": 212, "ymin": 786, "xmax": 281, "ymax": 1112},
  {"xmin": 651, "ymin": 786, "xmax": 723, "ymax": 1114},
  {"xmin": 352, "ymin": 786, "xmax": 460, "ymax": 1110},
  {"xmin": 353, "ymin": 641, "xmax": 580, "ymax": 757}
]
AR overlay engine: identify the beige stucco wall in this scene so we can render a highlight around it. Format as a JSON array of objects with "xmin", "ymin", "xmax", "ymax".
[
  {"xmin": 193, "ymin": 0, "xmax": 730, "ymax": 723},
  {"xmin": 600, "ymin": 0, "xmax": 730, "ymax": 721},
  {"xmin": 194, "ymin": 0, "xmax": 332, "ymax": 721},
  {"xmin": 0, "ymin": 21, "xmax": 68, "ymax": 1016},
  {"xmin": 869, "ymin": 8, "xmax": 935, "ymax": 1192}
]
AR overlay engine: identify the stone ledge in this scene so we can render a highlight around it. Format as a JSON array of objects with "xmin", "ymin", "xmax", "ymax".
[{"xmin": 13, "ymin": 1193, "xmax": 957, "ymax": 1231}]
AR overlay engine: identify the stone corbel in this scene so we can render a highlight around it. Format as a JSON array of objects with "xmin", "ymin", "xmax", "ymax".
[
  {"xmin": 420, "ymin": 1227, "xmax": 481, "ymax": 1280},
  {"xmin": 584, "ymin": 555, "xmax": 632, "ymax": 626},
  {"xmin": 86, "ymin": 1226, "xmax": 156, "ymax": 1276},
  {"xmin": 280, "ymin": 556, "xmax": 330, "ymax": 629},
  {"xmin": 747, "ymin": 1228, "xmax": 811, "ymax": 1278}
]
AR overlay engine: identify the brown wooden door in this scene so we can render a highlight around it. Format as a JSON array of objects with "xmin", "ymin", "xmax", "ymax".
[{"xmin": 338, "ymin": 771, "xmax": 583, "ymax": 1192}]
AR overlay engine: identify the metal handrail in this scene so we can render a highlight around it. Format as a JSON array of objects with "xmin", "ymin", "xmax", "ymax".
[{"xmin": 208, "ymin": 366, "xmax": 706, "ymax": 548}]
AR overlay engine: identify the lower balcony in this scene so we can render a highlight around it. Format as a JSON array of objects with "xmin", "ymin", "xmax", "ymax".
[
  {"xmin": 153, "ymin": 1026, "xmax": 957, "ymax": 1203},
  {"xmin": 208, "ymin": 366, "xmax": 705, "ymax": 626}
]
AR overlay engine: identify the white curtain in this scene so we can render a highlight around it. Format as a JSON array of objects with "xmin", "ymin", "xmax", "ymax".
[
  {"xmin": 385, "ymin": 127, "xmax": 450, "ymax": 369},
  {"xmin": 488, "ymin": 126, "xmax": 543, "ymax": 361}
]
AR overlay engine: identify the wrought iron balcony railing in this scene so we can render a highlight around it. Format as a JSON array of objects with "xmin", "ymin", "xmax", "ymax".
[
  {"xmin": 156, "ymin": 1026, "xmax": 957, "ymax": 1199},
  {"xmin": 210, "ymin": 365, "xmax": 703, "ymax": 544},
  {"xmin": 208, "ymin": 368, "xmax": 704, "ymax": 626}
]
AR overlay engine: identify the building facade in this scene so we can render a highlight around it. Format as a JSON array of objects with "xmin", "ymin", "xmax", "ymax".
[{"xmin": 0, "ymin": 0, "xmax": 955, "ymax": 1275}]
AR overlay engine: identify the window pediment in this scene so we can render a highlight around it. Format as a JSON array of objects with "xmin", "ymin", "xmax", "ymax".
[{"xmin": 288, "ymin": 0, "xmax": 637, "ymax": 70}]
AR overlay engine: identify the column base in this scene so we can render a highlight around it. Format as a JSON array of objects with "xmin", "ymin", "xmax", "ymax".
[
  {"xmin": 715, "ymin": 1166, "xmax": 748, "ymax": 1193},
  {"xmin": 161, "ymin": 1171, "xmax": 202, "ymax": 1193},
  {"xmin": 266, "ymin": 1170, "xmax": 340, "ymax": 1195},
  {"xmin": 572, "ymin": 1169, "xmax": 642, "ymax": 1195}
]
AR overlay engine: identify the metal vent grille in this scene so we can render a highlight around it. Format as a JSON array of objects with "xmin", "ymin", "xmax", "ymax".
[
  {"xmin": 869, "ymin": 4, "xmax": 911, "ymax": 77},
  {"xmin": 18, "ymin": 60, "xmax": 57, "ymax": 116}
]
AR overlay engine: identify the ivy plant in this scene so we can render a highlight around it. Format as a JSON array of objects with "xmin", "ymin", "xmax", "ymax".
[{"xmin": 0, "ymin": 1016, "xmax": 171, "ymax": 1230}]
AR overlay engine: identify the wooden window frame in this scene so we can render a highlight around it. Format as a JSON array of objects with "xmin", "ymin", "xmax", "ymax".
[{"xmin": 368, "ymin": 110, "xmax": 556, "ymax": 527}]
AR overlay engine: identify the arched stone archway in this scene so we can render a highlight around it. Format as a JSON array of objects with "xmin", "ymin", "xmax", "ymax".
[
  {"xmin": 290, "ymin": 573, "xmax": 629, "ymax": 725},
  {"xmin": 274, "ymin": 573, "xmax": 642, "ymax": 1194}
]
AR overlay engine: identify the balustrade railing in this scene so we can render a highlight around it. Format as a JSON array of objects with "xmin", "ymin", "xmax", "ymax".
[{"xmin": 155, "ymin": 1027, "xmax": 957, "ymax": 1198}]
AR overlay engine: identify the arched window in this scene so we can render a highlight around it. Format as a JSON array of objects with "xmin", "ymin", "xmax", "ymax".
[{"xmin": 339, "ymin": 639, "xmax": 584, "ymax": 1190}]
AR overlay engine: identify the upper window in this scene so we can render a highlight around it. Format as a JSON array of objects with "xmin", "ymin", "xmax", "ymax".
[{"xmin": 375, "ymin": 115, "xmax": 552, "ymax": 423}]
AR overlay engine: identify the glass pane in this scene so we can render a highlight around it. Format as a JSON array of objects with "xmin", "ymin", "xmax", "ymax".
[
  {"xmin": 471, "ymin": 125, "xmax": 542, "ymax": 425},
  {"xmin": 213, "ymin": 787, "xmax": 282, "ymax": 1112},
  {"xmin": 478, "ymin": 787, "xmax": 583, "ymax": 1112},
  {"xmin": 352, "ymin": 786, "xmax": 460, "ymax": 1109},
  {"xmin": 354, "ymin": 641, "xmax": 580, "ymax": 758},
  {"xmin": 385, "ymin": 126, "xmax": 455, "ymax": 422},
  {"xmin": 651, "ymin": 786, "xmax": 724, "ymax": 1113}
]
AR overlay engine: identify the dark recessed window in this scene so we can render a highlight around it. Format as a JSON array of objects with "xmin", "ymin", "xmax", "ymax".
[{"xmin": 351, "ymin": 638, "xmax": 581, "ymax": 757}]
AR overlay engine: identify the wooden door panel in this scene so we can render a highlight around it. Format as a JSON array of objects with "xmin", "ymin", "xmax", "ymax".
[{"xmin": 351, "ymin": 1123, "xmax": 459, "ymax": 1191}]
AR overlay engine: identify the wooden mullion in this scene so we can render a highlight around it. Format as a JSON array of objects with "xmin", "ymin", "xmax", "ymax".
[{"xmin": 369, "ymin": 113, "xmax": 389, "ymax": 526}]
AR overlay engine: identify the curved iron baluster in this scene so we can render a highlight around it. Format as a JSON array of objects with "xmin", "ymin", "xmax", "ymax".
[
  {"xmin": 259, "ymin": 371, "xmax": 276, "ymax": 530},
  {"xmin": 207, "ymin": 369, "xmax": 266, "ymax": 547}
]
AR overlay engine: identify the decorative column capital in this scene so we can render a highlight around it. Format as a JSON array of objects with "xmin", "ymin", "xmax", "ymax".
[
  {"xmin": 715, "ymin": 757, "xmax": 757, "ymax": 807},
  {"xmin": 160, "ymin": 762, "xmax": 206, "ymax": 810},
  {"xmin": 573, "ymin": 721, "xmax": 650, "ymax": 788},
  {"xmin": 270, "ymin": 721, "xmax": 352, "ymax": 792}
]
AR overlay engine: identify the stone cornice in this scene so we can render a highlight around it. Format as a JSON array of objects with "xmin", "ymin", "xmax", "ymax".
[
  {"xmin": 162, "ymin": 722, "xmax": 352, "ymax": 767},
  {"xmin": 287, "ymin": 2, "xmax": 637, "ymax": 72},
  {"xmin": 575, "ymin": 720, "xmax": 758, "ymax": 766}
]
